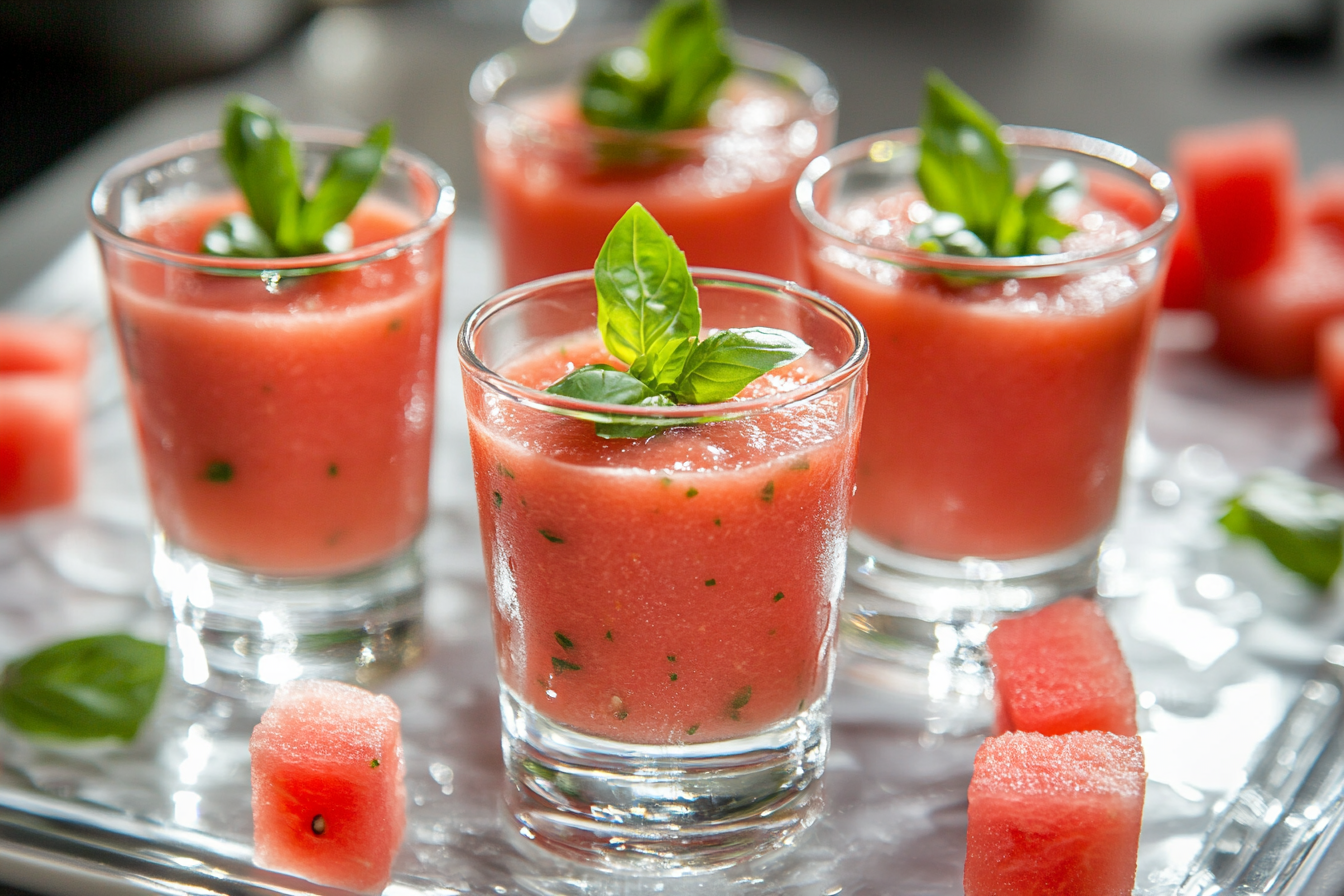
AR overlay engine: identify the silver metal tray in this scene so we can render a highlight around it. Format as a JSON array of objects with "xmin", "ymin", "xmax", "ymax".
[{"xmin": 1, "ymin": 223, "xmax": 1341, "ymax": 895}]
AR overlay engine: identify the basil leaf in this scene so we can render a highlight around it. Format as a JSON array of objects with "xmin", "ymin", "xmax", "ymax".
[
  {"xmin": 629, "ymin": 337, "xmax": 696, "ymax": 393},
  {"xmin": 909, "ymin": 211, "xmax": 990, "ymax": 257},
  {"xmin": 0, "ymin": 634, "xmax": 166, "ymax": 741},
  {"xmin": 201, "ymin": 212, "xmax": 279, "ymax": 258},
  {"xmin": 296, "ymin": 121, "xmax": 393, "ymax": 252},
  {"xmin": 583, "ymin": 49, "xmax": 657, "ymax": 131},
  {"xmin": 673, "ymin": 327, "xmax": 809, "ymax": 404},
  {"xmin": 213, "ymin": 95, "xmax": 393, "ymax": 258},
  {"xmin": 1019, "ymin": 159, "xmax": 1081, "ymax": 255},
  {"xmin": 595, "ymin": 203, "xmax": 701, "ymax": 376},
  {"xmin": 917, "ymin": 70, "xmax": 1013, "ymax": 245},
  {"xmin": 643, "ymin": 0, "xmax": 734, "ymax": 130},
  {"xmin": 992, "ymin": 194, "xmax": 1026, "ymax": 257},
  {"xmin": 220, "ymin": 94, "xmax": 303, "ymax": 243},
  {"xmin": 547, "ymin": 365, "xmax": 676, "ymax": 440},
  {"xmin": 546, "ymin": 364, "xmax": 660, "ymax": 405},
  {"xmin": 1220, "ymin": 469, "xmax": 1344, "ymax": 588},
  {"xmin": 580, "ymin": 0, "xmax": 733, "ymax": 132},
  {"xmin": 595, "ymin": 394, "xmax": 677, "ymax": 440}
]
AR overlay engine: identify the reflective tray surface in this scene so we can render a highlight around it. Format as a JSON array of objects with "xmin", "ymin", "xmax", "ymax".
[{"xmin": 1, "ymin": 223, "xmax": 1341, "ymax": 895}]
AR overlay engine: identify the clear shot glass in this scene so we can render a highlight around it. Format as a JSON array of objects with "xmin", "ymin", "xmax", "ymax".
[
  {"xmin": 471, "ymin": 35, "xmax": 837, "ymax": 287},
  {"xmin": 794, "ymin": 127, "xmax": 1177, "ymax": 714},
  {"xmin": 89, "ymin": 128, "xmax": 454, "ymax": 697},
  {"xmin": 458, "ymin": 269, "xmax": 867, "ymax": 869}
]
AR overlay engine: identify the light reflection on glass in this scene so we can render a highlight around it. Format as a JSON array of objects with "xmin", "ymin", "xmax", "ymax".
[
  {"xmin": 523, "ymin": 0, "xmax": 576, "ymax": 44},
  {"xmin": 172, "ymin": 789, "xmax": 201, "ymax": 827}
]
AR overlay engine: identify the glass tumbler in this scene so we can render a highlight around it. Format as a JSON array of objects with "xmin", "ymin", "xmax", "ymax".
[
  {"xmin": 89, "ymin": 127, "xmax": 454, "ymax": 696},
  {"xmin": 794, "ymin": 127, "xmax": 1177, "ymax": 712},
  {"xmin": 471, "ymin": 35, "xmax": 837, "ymax": 287},
  {"xmin": 458, "ymin": 268, "xmax": 867, "ymax": 869}
]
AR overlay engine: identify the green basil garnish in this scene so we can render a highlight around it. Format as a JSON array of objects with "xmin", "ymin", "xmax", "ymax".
[
  {"xmin": 1221, "ymin": 469, "xmax": 1344, "ymax": 589},
  {"xmin": 912, "ymin": 70, "xmax": 1078, "ymax": 258},
  {"xmin": 205, "ymin": 94, "xmax": 392, "ymax": 258},
  {"xmin": 674, "ymin": 327, "xmax": 809, "ymax": 405},
  {"xmin": 580, "ymin": 0, "xmax": 734, "ymax": 132},
  {"xmin": 0, "ymin": 635, "xmax": 166, "ymax": 741},
  {"xmin": 545, "ymin": 203, "xmax": 809, "ymax": 439}
]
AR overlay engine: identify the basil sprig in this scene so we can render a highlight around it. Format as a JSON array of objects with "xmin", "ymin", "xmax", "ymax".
[
  {"xmin": 580, "ymin": 0, "xmax": 734, "ymax": 132},
  {"xmin": 547, "ymin": 203, "xmax": 808, "ymax": 439},
  {"xmin": 203, "ymin": 94, "xmax": 393, "ymax": 258},
  {"xmin": 911, "ymin": 70, "xmax": 1080, "ymax": 258},
  {"xmin": 1220, "ymin": 469, "xmax": 1344, "ymax": 589},
  {"xmin": 0, "ymin": 634, "xmax": 166, "ymax": 741}
]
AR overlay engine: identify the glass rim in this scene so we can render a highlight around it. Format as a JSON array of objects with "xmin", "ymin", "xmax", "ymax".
[
  {"xmin": 458, "ymin": 267, "xmax": 868, "ymax": 425},
  {"xmin": 87, "ymin": 125, "xmax": 456, "ymax": 274},
  {"xmin": 468, "ymin": 32, "xmax": 838, "ymax": 143},
  {"xmin": 792, "ymin": 125, "xmax": 1179, "ymax": 277}
]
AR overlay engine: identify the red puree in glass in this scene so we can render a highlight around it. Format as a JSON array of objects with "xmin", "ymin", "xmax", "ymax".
[
  {"xmin": 105, "ymin": 196, "xmax": 443, "ymax": 576},
  {"xmin": 466, "ymin": 338, "xmax": 856, "ymax": 744},
  {"xmin": 808, "ymin": 190, "xmax": 1159, "ymax": 561},
  {"xmin": 478, "ymin": 76, "xmax": 824, "ymax": 286}
]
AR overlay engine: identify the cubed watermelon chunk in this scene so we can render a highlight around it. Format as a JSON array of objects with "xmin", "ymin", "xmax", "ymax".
[
  {"xmin": 250, "ymin": 680, "xmax": 406, "ymax": 894},
  {"xmin": 1208, "ymin": 226, "xmax": 1344, "ymax": 378},
  {"xmin": 0, "ymin": 315, "xmax": 89, "ymax": 376},
  {"xmin": 0, "ymin": 375, "xmax": 82, "ymax": 516},
  {"xmin": 1318, "ymin": 317, "xmax": 1344, "ymax": 451},
  {"xmin": 1162, "ymin": 182, "xmax": 1207, "ymax": 310},
  {"xmin": 1171, "ymin": 118, "xmax": 1298, "ymax": 280},
  {"xmin": 965, "ymin": 730, "xmax": 1146, "ymax": 896},
  {"xmin": 1306, "ymin": 164, "xmax": 1344, "ymax": 236},
  {"xmin": 988, "ymin": 596, "xmax": 1137, "ymax": 736}
]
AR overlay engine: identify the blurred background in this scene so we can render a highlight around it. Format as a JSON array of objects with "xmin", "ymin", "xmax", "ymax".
[{"xmin": 1, "ymin": 0, "xmax": 1342, "ymax": 302}]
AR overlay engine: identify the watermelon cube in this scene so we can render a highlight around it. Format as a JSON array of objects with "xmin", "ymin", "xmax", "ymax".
[
  {"xmin": 0, "ymin": 374, "xmax": 83, "ymax": 516},
  {"xmin": 1318, "ymin": 317, "xmax": 1344, "ymax": 451},
  {"xmin": 0, "ymin": 315, "xmax": 89, "ymax": 376},
  {"xmin": 250, "ymin": 680, "xmax": 406, "ymax": 894},
  {"xmin": 965, "ymin": 730, "xmax": 1146, "ymax": 896},
  {"xmin": 987, "ymin": 596, "xmax": 1137, "ymax": 736},
  {"xmin": 1162, "ymin": 182, "xmax": 1207, "ymax": 310},
  {"xmin": 1306, "ymin": 164, "xmax": 1344, "ymax": 236},
  {"xmin": 1208, "ymin": 226, "xmax": 1344, "ymax": 378},
  {"xmin": 1171, "ymin": 118, "xmax": 1298, "ymax": 280}
]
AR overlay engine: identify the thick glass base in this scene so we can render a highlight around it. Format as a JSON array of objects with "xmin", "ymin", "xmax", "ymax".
[
  {"xmin": 152, "ymin": 531, "xmax": 425, "ymax": 701},
  {"xmin": 840, "ymin": 530, "xmax": 1102, "ymax": 713},
  {"xmin": 500, "ymin": 687, "xmax": 826, "ymax": 872}
]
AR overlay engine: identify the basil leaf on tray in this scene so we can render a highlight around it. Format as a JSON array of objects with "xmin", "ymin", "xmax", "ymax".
[
  {"xmin": 545, "ymin": 203, "xmax": 809, "ymax": 440},
  {"xmin": 0, "ymin": 634, "xmax": 166, "ymax": 741},
  {"xmin": 913, "ymin": 70, "xmax": 1077, "ymax": 259},
  {"xmin": 581, "ymin": 0, "xmax": 734, "ymax": 132},
  {"xmin": 207, "ymin": 94, "xmax": 393, "ymax": 258},
  {"xmin": 1220, "ymin": 469, "xmax": 1344, "ymax": 589}
]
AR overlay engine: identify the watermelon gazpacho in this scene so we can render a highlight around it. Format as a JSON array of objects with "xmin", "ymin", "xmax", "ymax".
[
  {"xmin": 987, "ymin": 595, "xmax": 1137, "ymax": 736},
  {"xmin": 965, "ymin": 730, "xmax": 1146, "ymax": 896},
  {"xmin": 250, "ymin": 680, "xmax": 406, "ymax": 893}
]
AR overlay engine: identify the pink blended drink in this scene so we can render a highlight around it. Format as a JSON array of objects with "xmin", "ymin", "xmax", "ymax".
[
  {"xmin": 90, "ymin": 127, "xmax": 454, "ymax": 691},
  {"xmin": 471, "ymin": 37, "xmax": 836, "ymax": 287},
  {"xmin": 459, "ymin": 269, "xmax": 866, "ymax": 867},
  {"xmin": 794, "ymin": 127, "xmax": 1176, "ymax": 692}
]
